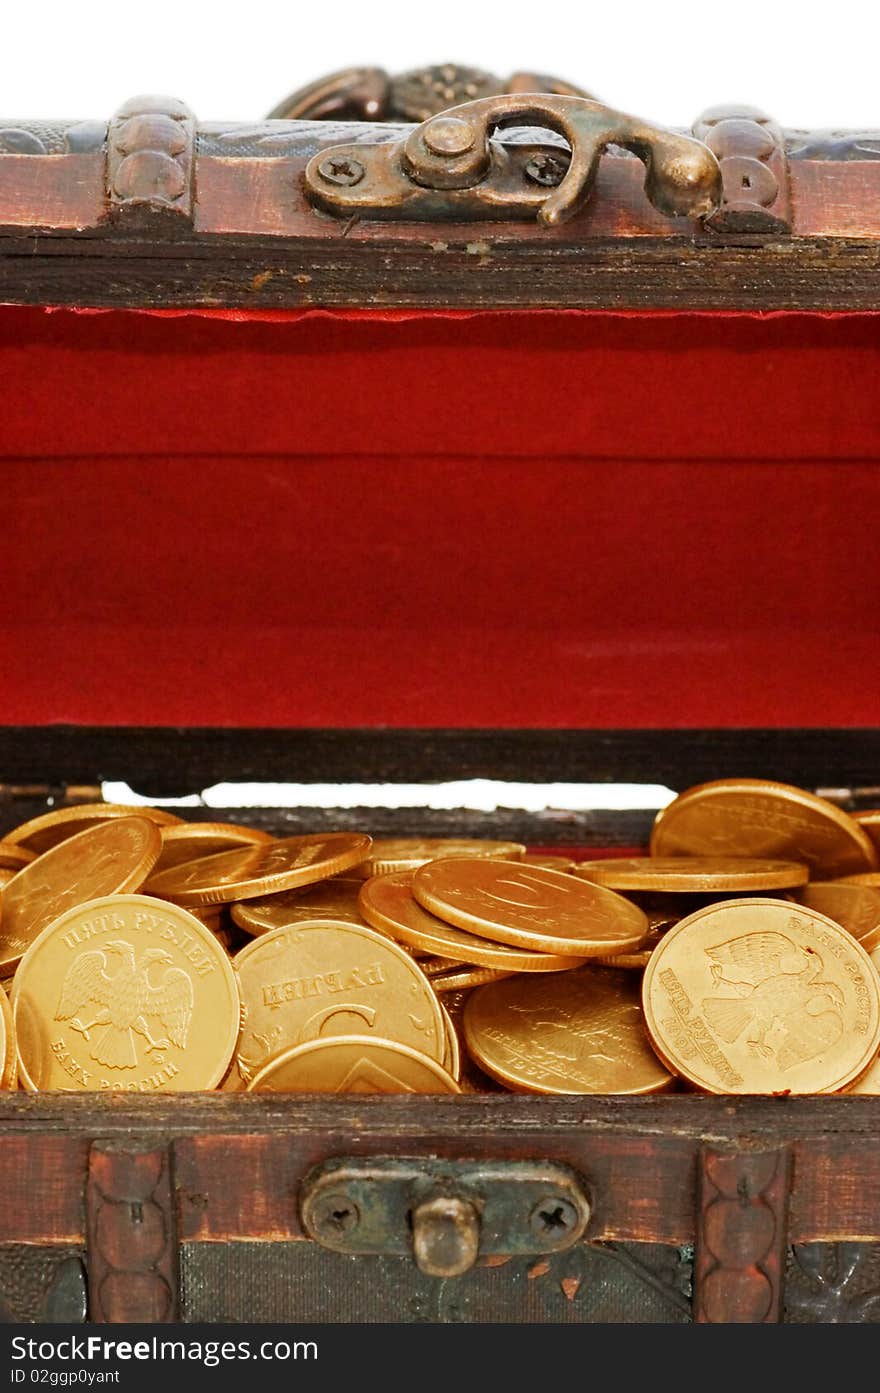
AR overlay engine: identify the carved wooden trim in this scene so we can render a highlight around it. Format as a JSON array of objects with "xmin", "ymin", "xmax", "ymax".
[
  {"xmin": 694, "ymin": 1146, "xmax": 791, "ymax": 1323},
  {"xmin": 85, "ymin": 1142, "xmax": 178, "ymax": 1322},
  {"xmin": 106, "ymin": 95, "xmax": 195, "ymax": 227},
  {"xmin": 694, "ymin": 104, "xmax": 792, "ymax": 233}
]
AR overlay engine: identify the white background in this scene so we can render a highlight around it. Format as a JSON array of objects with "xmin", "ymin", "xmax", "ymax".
[{"xmin": 3, "ymin": 0, "xmax": 879, "ymax": 128}]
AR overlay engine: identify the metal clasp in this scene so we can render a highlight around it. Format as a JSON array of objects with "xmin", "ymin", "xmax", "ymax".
[
  {"xmin": 300, "ymin": 1157, "xmax": 591, "ymax": 1279},
  {"xmin": 304, "ymin": 92, "xmax": 722, "ymax": 226}
]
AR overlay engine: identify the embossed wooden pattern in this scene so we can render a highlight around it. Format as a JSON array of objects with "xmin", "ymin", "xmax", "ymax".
[
  {"xmin": 85, "ymin": 1144, "xmax": 178, "ymax": 1323},
  {"xmin": 694, "ymin": 1147, "xmax": 791, "ymax": 1322},
  {"xmin": 694, "ymin": 104, "xmax": 792, "ymax": 233}
]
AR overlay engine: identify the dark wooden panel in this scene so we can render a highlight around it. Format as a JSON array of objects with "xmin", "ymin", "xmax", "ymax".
[
  {"xmin": 173, "ymin": 1128, "xmax": 698, "ymax": 1247},
  {"xmin": 0, "ymin": 726, "xmax": 878, "ymax": 795},
  {"xmin": 7, "ymin": 1095, "xmax": 880, "ymax": 1249},
  {"xmin": 1, "ymin": 235, "xmax": 878, "ymax": 310},
  {"xmin": 0, "ymin": 1136, "xmax": 88, "ymax": 1243}
]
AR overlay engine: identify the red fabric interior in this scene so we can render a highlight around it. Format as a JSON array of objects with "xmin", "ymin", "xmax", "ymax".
[{"xmin": 2, "ymin": 306, "xmax": 879, "ymax": 728}]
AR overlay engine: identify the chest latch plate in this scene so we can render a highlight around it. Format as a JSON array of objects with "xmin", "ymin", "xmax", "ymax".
[{"xmin": 300, "ymin": 1156, "xmax": 591, "ymax": 1278}]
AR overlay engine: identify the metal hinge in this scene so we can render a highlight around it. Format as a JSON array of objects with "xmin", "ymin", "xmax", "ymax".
[
  {"xmin": 300, "ymin": 1157, "xmax": 591, "ymax": 1279},
  {"xmin": 304, "ymin": 92, "xmax": 722, "ymax": 226}
]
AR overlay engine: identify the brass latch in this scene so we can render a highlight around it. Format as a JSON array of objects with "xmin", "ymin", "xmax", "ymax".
[
  {"xmin": 304, "ymin": 92, "xmax": 722, "ymax": 225},
  {"xmin": 300, "ymin": 1157, "xmax": 591, "ymax": 1279}
]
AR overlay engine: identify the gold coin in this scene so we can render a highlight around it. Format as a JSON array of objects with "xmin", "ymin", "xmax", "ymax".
[
  {"xmin": 4, "ymin": 803, "xmax": 181, "ymax": 856},
  {"xmin": 420, "ymin": 956, "xmax": 465, "ymax": 976},
  {"xmin": 359, "ymin": 871, "xmax": 587, "ymax": 971},
  {"xmin": 462, "ymin": 967, "xmax": 674, "ymax": 1095},
  {"xmin": 845, "ymin": 1054, "xmax": 880, "ymax": 1093},
  {"xmin": 797, "ymin": 882, "xmax": 880, "ymax": 953},
  {"xmin": 834, "ymin": 872, "xmax": 880, "ymax": 887},
  {"xmin": 854, "ymin": 811, "xmax": 880, "ymax": 856},
  {"xmin": 574, "ymin": 856, "xmax": 808, "ymax": 893},
  {"xmin": 146, "ymin": 831, "xmax": 372, "ymax": 906},
  {"xmin": 641, "ymin": 898, "xmax": 880, "ymax": 1094},
  {"xmin": 0, "ymin": 868, "xmax": 19, "ymax": 889},
  {"xmin": 431, "ymin": 966, "xmax": 516, "ymax": 993},
  {"xmin": 0, "ymin": 817, "xmax": 162, "ymax": 974},
  {"xmin": 148, "ymin": 821, "xmax": 275, "ymax": 874},
  {"xmin": 413, "ymin": 859, "xmax": 648, "ymax": 957},
  {"xmin": 520, "ymin": 853, "xmax": 576, "ymax": 872},
  {"xmin": 11, "ymin": 894, "xmax": 239, "ymax": 1092},
  {"xmin": 232, "ymin": 918, "xmax": 446, "ymax": 1081},
  {"xmin": 246, "ymin": 1035, "xmax": 461, "ymax": 1093},
  {"xmin": 0, "ymin": 843, "xmax": 36, "ymax": 872},
  {"xmin": 231, "ymin": 877, "xmax": 368, "ymax": 936},
  {"xmin": 441, "ymin": 1003, "xmax": 461, "ymax": 1081},
  {"xmin": 0, "ymin": 984, "xmax": 15, "ymax": 1088},
  {"xmin": 593, "ymin": 920, "xmax": 677, "ymax": 970},
  {"xmin": 650, "ymin": 779, "xmax": 878, "ymax": 879},
  {"xmin": 352, "ymin": 838, "xmax": 526, "ymax": 878}
]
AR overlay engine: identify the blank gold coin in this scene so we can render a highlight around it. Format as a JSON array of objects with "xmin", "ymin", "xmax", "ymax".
[
  {"xmin": 232, "ymin": 918, "xmax": 447, "ymax": 1081},
  {"xmin": 246, "ymin": 1035, "xmax": 461, "ymax": 1093},
  {"xmin": 146, "ymin": 831, "xmax": 372, "ymax": 906},
  {"xmin": 650, "ymin": 779, "xmax": 877, "ymax": 879},
  {"xmin": 4, "ymin": 803, "xmax": 181, "ymax": 856},
  {"xmin": 352, "ymin": 838, "xmax": 526, "ymax": 878},
  {"xmin": 413, "ymin": 858, "xmax": 648, "ymax": 957},
  {"xmin": 148, "ymin": 821, "xmax": 275, "ymax": 874},
  {"xmin": 462, "ymin": 968, "xmax": 674, "ymax": 1095},
  {"xmin": 231, "ymin": 877, "xmax": 368, "ymax": 936},
  {"xmin": 431, "ymin": 966, "xmax": 516, "ymax": 993},
  {"xmin": 359, "ymin": 871, "xmax": 586, "ymax": 971},
  {"xmin": 642, "ymin": 898, "xmax": 880, "ymax": 1095},
  {"xmin": 0, "ymin": 817, "xmax": 163, "ymax": 975},
  {"xmin": 11, "ymin": 894, "xmax": 239, "ymax": 1092},
  {"xmin": 574, "ymin": 856, "xmax": 808, "ymax": 893}
]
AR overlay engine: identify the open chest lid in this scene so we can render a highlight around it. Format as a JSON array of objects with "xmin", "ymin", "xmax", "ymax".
[{"xmin": 1, "ymin": 82, "xmax": 879, "ymax": 732}]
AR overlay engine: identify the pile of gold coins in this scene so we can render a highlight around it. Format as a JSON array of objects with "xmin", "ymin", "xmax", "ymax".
[{"xmin": 2, "ymin": 776, "xmax": 880, "ymax": 1097}]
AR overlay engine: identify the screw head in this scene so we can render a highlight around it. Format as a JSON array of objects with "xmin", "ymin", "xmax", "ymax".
[
  {"xmin": 528, "ymin": 1195, "xmax": 580, "ymax": 1241},
  {"xmin": 423, "ymin": 116, "xmax": 476, "ymax": 157},
  {"xmin": 524, "ymin": 153, "xmax": 567, "ymax": 188},
  {"xmin": 310, "ymin": 1191, "xmax": 360, "ymax": 1238},
  {"xmin": 317, "ymin": 156, "xmax": 365, "ymax": 187}
]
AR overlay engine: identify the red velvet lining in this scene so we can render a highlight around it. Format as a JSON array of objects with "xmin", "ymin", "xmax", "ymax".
[{"xmin": 2, "ymin": 307, "xmax": 878, "ymax": 729}]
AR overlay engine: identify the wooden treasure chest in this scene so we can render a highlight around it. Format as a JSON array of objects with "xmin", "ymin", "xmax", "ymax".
[{"xmin": 2, "ymin": 60, "xmax": 880, "ymax": 1327}]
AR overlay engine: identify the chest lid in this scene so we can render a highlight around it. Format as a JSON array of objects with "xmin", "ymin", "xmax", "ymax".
[{"xmin": 1, "ymin": 76, "xmax": 878, "ymax": 731}]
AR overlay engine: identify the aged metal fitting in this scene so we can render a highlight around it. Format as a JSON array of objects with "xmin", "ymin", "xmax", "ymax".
[
  {"xmin": 528, "ymin": 1195, "xmax": 581, "ymax": 1239},
  {"xmin": 300, "ymin": 1157, "xmax": 591, "ymax": 1278},
  {"xmin": 524, "ymin": 152, "xmax": 567, "ymax": 187},
  {"xmin": 317, "ymin": 155, "xmax": 365, "ymax": 187},
  {"xmin": 305, "ymin": 91, "xmax": 722, "ymax": 225},
  {"xmin": 423, "ymin": 115, "xmax": 477, "ymax": 157},
  {"xmin": 411, "ymin": 1195, "xmax": 481, "ymax": 1277},
  {"xmin": 308, "ymin": 1190, "xmax": 361, "ymax": 1238}
]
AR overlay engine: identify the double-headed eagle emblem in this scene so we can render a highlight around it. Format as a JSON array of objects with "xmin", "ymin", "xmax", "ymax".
[
  {"xmin": 55, "ymin": 939, "xmax": 193, "ymax": 1070},
  {"xmin": 701, "ymin": 929, "xmax": 845, "ymax": 1071}
]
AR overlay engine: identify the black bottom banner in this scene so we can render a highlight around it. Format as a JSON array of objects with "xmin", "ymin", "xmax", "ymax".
[{"xmin": 0, "ymin": 1322, "xmax": 856, "ymax": 1389}]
